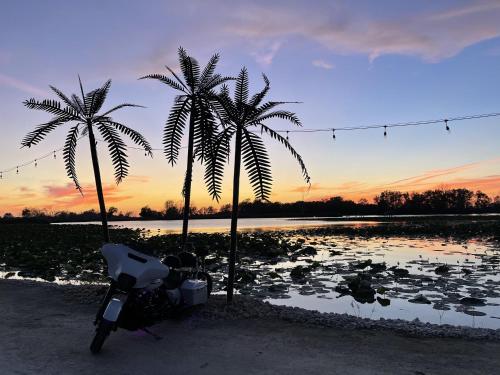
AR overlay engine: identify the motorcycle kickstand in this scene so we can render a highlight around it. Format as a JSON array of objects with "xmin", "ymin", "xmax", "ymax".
[{"xmin": 141, "ymin": 327, "xmax": 163, "ymax": 341}]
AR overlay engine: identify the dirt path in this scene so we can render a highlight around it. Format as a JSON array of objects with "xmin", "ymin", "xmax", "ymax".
[{"xmin": 1, "ymin": 279, "xmax": 499, "ymax": 375}]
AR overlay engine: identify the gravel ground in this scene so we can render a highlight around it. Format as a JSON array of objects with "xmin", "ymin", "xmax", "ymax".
[
  {"xmin": 2, "ymin": 279, "xmax": 500, "ymax": 375},
  {"xmin": 57, "ymin": 280, "xmax": 500, "ymax": 340}
]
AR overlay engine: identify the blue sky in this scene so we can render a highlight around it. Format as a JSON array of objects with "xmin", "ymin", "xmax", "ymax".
[{"xmin": 1, "ymin": 0, "xmax": 500, "ymax": 214}]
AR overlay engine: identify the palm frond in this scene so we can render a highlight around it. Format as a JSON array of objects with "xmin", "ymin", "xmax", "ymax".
[
  {"xmin": 71, "ymin": 94, "xmax": 85, "ymax": 114},
  {"xmin": 199, "ymin": 53, "xmax": 219, "ymax": 86},
  {"xmin": 235, "ymin": 67, "xmax": 249, "ymax": 105},
  {"xmin": 193, "ymin": 98, "xmax": 218, "ymax": 162},
  {"xmin": 23, "ymin": 98, "xmax": 79, "ymax": 119},
  {"xmin": 165, "ymin": 65, "xmax": 189, "ymax": 91},
  {"xmin": 86, "ymin": 79, "xmax": 111, "ymax": 116},
  {"xmin": 214, "ymin": 85, "xmax": 237, "ymax": 123},
  {"xmin": 248, "ymin": 74, "xmax": 270, "ymax": 108},
  {"xmin": 99, "ymin": 103, "xmax": 145, "ymax": 117},
  {"xmin": 241, "ymin": 128, "xmax": 272, "ymax": 201},
  {"xmin": 178, "ymin": 47, "xmax": 200, "ymax": 90},
  {"xmin": 254, "ymin": 110, "xmax": 302, "ymax": 127},
  {"xmin": 259, "ymin": 124, "xmax": 311, "ymax": 185},
  {"xmin": 204, "ymin": 127, "xmax": 234, "ymax": 201},
  {"xmin": 97, "ymin": 123, "xmax": 129, "ymax": 184},
  {"xmin": 163, "ymin": 96, "xmax": 191, "ymax": 164},
  {"xmin": 21, "ymin": 117, "xmax": 67, "ymax": 148},
  {"xmin": 139, "ymin": 73, "xmax": 187, "ymax": 93},
  {"xmin": 203, "ymin": 75, "xmax": 235, "ymax": 92},
  {"xmin": 78, "ymin": 75, "xmax": 87, "ymax": 114},
  {"xmin": 103, "ymin": 120, "xmax": 153, "ymax": 156},
  {"xmin": 63, "ymin": 124, "xmax": 82, "ymax": 193},
  {"xmin": 49, "ymin": 86, "xmax": 80, "ymax": 112}
]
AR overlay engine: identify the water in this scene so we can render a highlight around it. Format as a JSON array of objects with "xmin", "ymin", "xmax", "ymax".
[
  {"xmin": 208, "ymin": 235, "xmax": 500, "ymax": 329},
  {"xmin": 57, "ymin": 217, "xmax": 379, "ymax": 234},
  {"xmin": 46, "ymin": 217, "xmax": 500, "ymax": 329}
]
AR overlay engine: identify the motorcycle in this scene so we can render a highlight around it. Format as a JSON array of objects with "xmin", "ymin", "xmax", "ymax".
[{"xmin": 90, "ymin": 243, "xmax": 212, "ymax": 354}]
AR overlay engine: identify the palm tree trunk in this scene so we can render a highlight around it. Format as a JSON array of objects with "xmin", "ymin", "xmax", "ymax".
[
  {"xmin": 181, "ymin": 105, "xmax": 196, "ymax": 250},
  {"xmin": 227, "ymin": 124, "xmax": 242, "ymax": 303},
  {"xmin": 87, "ymin": 122, "xmax": 109, "ymax": 242}
]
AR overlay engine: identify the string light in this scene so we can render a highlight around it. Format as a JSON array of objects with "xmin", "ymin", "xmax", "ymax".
[
  {"xmin": 0, "ymin": 111, "xmax": 498, "ymax": 180},
  {"xmin": 268, "ymin": 112, "xmax": 500, "ymax": 134}
]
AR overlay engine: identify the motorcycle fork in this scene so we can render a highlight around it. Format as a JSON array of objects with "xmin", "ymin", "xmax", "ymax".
[{"xmin": 94, "ymin": 280, "xmax": 116, "ymax": 325}]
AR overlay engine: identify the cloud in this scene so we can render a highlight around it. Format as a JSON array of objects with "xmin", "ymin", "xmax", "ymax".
[
  {"xmin": 289, "ymin": 182, "xmax": 324, "ymax": 193},
  {"xmin": 312, "ymin": 59, "xmax": 334, "ymax": 69},
  {"xmin": 42, "ymin": 182, "xmax": 133, "ymax": 210},
  {"xmin": 250, "ymin": 40, "xmax": 283, "ymax": 66},
  {"xmin": 288, "ymin": 157, "xmax": 500, "ymax": 201},
  {"xmin": 225, "ymin": 1, "xmax": 500, "ymax": 63},
  {"xmin": 0, "ymin": 73, "xmax": 47, "ymax": 96}
]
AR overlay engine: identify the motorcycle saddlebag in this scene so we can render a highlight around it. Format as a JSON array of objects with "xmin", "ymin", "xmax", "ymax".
[{"xmin": 181, "ymin": 279, "xmax": 208, "ymax": 306}]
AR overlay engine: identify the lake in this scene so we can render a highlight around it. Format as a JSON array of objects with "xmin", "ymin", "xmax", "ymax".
[
  {"xmin": 57, "ymin": 217, "xmax": 380, "ymax": 233},
  {"xmin": 44, "ymin": 217, "xmax": 500, "ymax": 329}
]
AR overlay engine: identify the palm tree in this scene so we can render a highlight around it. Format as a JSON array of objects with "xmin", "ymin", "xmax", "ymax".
[
  {"xmin": 140, "ymin": 47, "xmax": 233, "ymax": 250},
  {"xmin": 205, "ymin": 68, "xmax": 311, "ymax": 302},
  {"xmin": 21, "ymin": 78, "xmax": 152, "ymax": 242}
]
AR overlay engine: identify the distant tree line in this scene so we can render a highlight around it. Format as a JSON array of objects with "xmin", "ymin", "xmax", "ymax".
[{"xmin": 2, "ymin": 189, "xmax": 499, "ymax": 223}]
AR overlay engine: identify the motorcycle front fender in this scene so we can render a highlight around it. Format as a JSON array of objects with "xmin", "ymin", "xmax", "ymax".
[{"xmin": 103, "ymin": 295, "xmax": 127, "ymax": 323}]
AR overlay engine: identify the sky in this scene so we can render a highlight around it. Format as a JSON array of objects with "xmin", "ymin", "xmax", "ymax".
[{"xmin": 1, "ymin": 0, "xmax": 500, "ymax": 215}]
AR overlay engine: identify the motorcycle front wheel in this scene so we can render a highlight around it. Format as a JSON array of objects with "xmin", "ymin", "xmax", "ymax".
[{"xmin": 90, "ymin": 320, "xmax": 113, "ymax": 354}]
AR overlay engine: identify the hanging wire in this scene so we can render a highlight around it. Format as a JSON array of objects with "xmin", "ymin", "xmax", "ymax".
[
  {"xmin": 0, "ymin": 111, "xmax": 498, "ymax": 178},
  {"xmin": 267, "ymin": 111, "xmax": 500, "ymax": 134}
]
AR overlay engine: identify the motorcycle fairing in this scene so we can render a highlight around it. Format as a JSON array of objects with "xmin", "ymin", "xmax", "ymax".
[{"xmin": 102, "ymin": 243, "xmax": 169, "ymax": 288}]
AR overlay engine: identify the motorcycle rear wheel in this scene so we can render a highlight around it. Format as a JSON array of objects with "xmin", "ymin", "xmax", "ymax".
[{"xmin": 90, "ymin": 320, "xmax": 113, "ymax": 354}]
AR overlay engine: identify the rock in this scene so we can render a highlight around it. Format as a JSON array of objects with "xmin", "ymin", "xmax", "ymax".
[
  {"xmin": 409, "ymin": 294, "xmax": 431, "ymax": 304},
  {"xmin": 459, "ymin": 297, "xmax": 486, "ymax": 306}
]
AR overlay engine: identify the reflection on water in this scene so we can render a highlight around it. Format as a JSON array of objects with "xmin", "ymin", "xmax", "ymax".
[
  {"xmin": 57, "ymin": 217, "xmax": 379, "ymax": 234},
  {"xmin": 218, "ymin": 235, "xmax": 500, "ymax": 329}
]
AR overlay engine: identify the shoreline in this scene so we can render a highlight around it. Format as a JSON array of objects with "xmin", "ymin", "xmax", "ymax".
[{"xmin": 4, "ymin": 278, "xmax": 499, "ymax": 341}]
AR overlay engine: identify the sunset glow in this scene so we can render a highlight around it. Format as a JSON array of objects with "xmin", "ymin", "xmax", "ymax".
[{"xmin": 1, "ymin": 0, "xmax": 500, "ymax": 215}]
